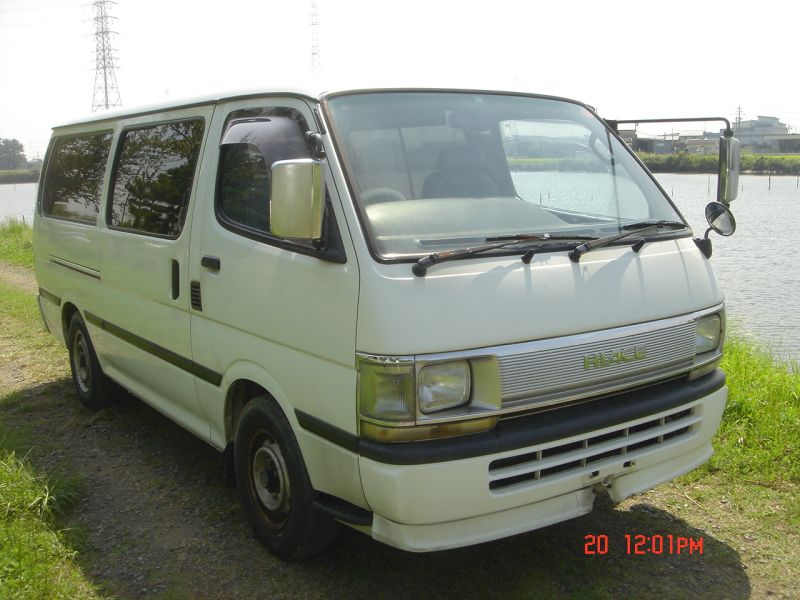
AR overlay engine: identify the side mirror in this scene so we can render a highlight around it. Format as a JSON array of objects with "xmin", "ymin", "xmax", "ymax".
[
  {"xmin": 704, "ymin": 201, "xmax": 736, "ymax": 237},
  {"xmin": 717, "ymin": 135, "xmax": 740, "ymax": 205},
  {"xmin": 270, "ymin": 159, "xmax": 325, "ymax": 241}
]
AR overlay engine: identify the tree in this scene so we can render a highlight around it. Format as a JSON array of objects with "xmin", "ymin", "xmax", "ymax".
[{"xmin": 0, "ymin": 138, "xmax": 27, "ymax": 170}]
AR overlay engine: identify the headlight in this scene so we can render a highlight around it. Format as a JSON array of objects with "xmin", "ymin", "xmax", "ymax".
[
  {"xmin": 689, "ymin": 311, "xmax": 724, "ymax": 380},
  {"xmin": 418, "ymin": 361, "xmax": 471, "ymax": 414},
  {"xmin": 695, "ymin": 314, "xmax": 722, "ymax": 354},
  {"xmin": 358, "ymin": 359, "xmax": 415, "ymax": 422},
  {"xmin": 357, "ymin": 354, "xmax": 497, "ymax": 442}
]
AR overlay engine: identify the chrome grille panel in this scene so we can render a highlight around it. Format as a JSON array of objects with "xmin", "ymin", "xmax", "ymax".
[
  {"xmin": 498, "ymin": 321, "xmax": 696, "ymax": 407},
  {"xmin": 488, "ymin": 405, "xmax": 698, "ymax": 491}
]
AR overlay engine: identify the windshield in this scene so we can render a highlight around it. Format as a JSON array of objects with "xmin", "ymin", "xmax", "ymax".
[{"xmin": 325, "ymin": 92, "xmax": 684, "ymax": 259}]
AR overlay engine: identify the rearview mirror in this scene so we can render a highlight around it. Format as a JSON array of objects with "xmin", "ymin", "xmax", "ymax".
[
  {"xmin": 717, "ymin": 135, "xmax": 740, "ymax": 205},
  {"xmin": 270, "ymin": 159, "xmax": 325, "ymax": 240},
  {"xmin": 704, "ymin": 201, "xmax": 736, "ymax": 237}
]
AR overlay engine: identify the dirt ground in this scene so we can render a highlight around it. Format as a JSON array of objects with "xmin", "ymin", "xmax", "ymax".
[{"xmin": 0, "ymin": 262, "xmax": 794, "ymax": 599}]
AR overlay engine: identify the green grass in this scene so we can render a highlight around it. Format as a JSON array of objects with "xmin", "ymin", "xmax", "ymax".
[
  {"xmin": 0, "ymin": 218, "xmax": 33, "ymax": 268},
  {"xmin": 711, "ymin": 338, "xmax": 800, "ymax": 483},
  {"xmin": 0, "ymin": 451, "xmax": 100, "ymax": 599}
]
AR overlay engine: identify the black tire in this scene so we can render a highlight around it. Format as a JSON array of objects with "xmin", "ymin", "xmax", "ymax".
[
  {"xmin": 67, "ymin": 312, "xmax": 116, "ymax": 411},
  {"xmin": 234, "ymin": 395, "xmax": 339, "ymax": 560}
]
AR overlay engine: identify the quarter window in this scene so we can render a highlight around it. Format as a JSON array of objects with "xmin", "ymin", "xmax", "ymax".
[
  {"xmin": 42, "ymin": 131, "xmax": 113, "ymax": 224},
  {"xmin": 217, "ymin": 108, "xmax": 310, "ymax": 237},
  {"xmin": 109, "ymin": 119, "xmax": 204, "ymax": 237}
]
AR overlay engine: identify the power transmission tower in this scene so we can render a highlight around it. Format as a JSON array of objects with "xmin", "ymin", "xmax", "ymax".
[
  {"xmin": 310, "ymin": 0, "xmax": 321, "ymax": 75},
  {"xmin": 91, "ymin": 0, "xmax": 122, "ymax": 112}
]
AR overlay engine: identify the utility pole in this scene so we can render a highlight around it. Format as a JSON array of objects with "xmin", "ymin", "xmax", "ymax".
[
  {"xmin": 735, "ymin": 105, "xmax": 742, "ymax": 132},
  {"xmin": 91, "ymin": 0, "xmax": 122, "ymax": 112}
]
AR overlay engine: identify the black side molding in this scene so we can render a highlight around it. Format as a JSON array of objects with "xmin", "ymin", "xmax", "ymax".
[
  {"xmin": 296, "ymin": 370, "xmax": 726, "ymax": 466},
  {"xmin": 84, "ymin": 311, "xmax": 222, "ymax": 386},
  {"xmin": 313, "ymin": 492, "xmax": 372, "ymax": 526},
  {"xmin": 38, "ymin": 287, "xmax": 62, "ymax": 306},
  {"xmin": 295, "ymin": 410, "xmax": 358, "ymax": 453}
]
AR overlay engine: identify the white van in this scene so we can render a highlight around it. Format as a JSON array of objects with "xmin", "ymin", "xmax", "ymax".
[{"xmin": 33, "ymin": 87, "xmax": 739, "ymax": 559}]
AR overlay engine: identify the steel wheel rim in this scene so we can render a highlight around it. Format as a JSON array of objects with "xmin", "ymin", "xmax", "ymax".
[
  {"xmin": 251, "ymin": 436, "xmax": 291, "ymax": 521},
  {"xmin": 72, "ymin": 330, "xmax": 91, "ymax": 394}
]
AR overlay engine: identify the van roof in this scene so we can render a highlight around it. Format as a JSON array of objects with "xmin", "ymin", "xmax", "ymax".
[
  {"xmin": 54, "ymin": 86, "xmax": 587, "ymax": 130},
  {"xmin": 54, "ymin": 86, "xmax": 322, "ymax": 129}
]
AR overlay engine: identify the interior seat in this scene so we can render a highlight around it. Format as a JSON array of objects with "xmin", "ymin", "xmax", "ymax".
[{"xmin": 421, "ymin": 146, "xmax": 499, "ymax": 198}]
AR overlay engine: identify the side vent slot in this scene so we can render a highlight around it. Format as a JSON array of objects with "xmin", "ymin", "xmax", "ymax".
[{"xmin": 190, "ymin": 281, "xmax": 202, "ymax": 311}]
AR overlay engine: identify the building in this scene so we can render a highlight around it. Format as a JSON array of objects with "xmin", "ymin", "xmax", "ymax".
[{"xmin": 734, "ymin": 116, "xmax": 790, "ymax": 152}]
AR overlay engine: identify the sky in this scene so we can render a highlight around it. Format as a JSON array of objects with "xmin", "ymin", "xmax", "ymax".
[{"xmin": 1, "ymin": 0, "xmax": 799, "ymax": 160}]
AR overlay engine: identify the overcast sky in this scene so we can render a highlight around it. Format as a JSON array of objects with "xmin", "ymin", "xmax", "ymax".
[{"xmin": 2, "ymin": 0, "xmax": 799, "ymax": 159}]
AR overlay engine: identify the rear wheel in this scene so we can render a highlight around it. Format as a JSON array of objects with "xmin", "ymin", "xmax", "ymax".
[
  {"xmin": 67, "ymin": 313, "xmax": 116, "ymax": 410},
  {"xmin": 234, "ymin": 395, "xmax": 339, "ymax": 559}
]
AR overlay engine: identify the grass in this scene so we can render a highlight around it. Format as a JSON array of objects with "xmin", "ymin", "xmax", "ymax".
[
  {"xmin": 711, "ymin": 338, "xmax": 800, "ymax": 483},
  {"xmin": 0, "ymin": 451, "xmax": 99, "ymax": 599},
  {"xmin": 0, "ymin": 218, "xmax": 34, "ymax": 268}
]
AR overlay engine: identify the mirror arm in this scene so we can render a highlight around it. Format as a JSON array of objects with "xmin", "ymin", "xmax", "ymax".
[
  {"xmin": 306, "ymin": 132, "xmax": 326, "ymax": 160},
  {"xmin": 694, "ymin": 237, "xmax": 713, "ymax": 259}
]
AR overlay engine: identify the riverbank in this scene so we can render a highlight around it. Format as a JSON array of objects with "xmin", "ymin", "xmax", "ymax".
[
  {"xmin": 639, "ymin": 152, "xmax": 800, "ymax": 175},
  {"xmin": 0, "ymin": 169, "xmax": 40, "ymax": 184},
  {"xmin": 508, "ymin": 153, "xmax": 800, "ymax": 175}
]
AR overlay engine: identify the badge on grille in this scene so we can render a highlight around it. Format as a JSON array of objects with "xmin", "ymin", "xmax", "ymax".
[{"xmin": 583, "ymin": 346, "xmax": 647, "ymax": 370}]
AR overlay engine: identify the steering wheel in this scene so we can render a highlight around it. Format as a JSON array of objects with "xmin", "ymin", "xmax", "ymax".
[{"xmin": 360, "ymin": 187, "xmax": 407, "ymax": 205}]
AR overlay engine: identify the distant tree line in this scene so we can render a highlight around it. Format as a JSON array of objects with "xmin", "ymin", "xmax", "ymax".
[
  {"xmin": 637, "ymin": 152, "xmax": 800, "ymax": 175},
  {"xmin": 0, "ymin": 137, "xmax": 44, "ymax": 183},
  {"xmin": 0, "ymin": 138, "xmax": 29, "ymax": 170}
]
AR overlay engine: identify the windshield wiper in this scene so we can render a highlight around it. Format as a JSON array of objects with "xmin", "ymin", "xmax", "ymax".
[
  {"xmin": 568, "ymin": 220, "xmax": 687, "ymax": 263},
  {"xmin": 413, "ymin": 233, "xmax": 595, "ymax": 277}
]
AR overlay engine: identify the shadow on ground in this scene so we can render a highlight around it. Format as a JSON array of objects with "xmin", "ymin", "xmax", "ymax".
[{"xmin": 1, "ymin": 378, "xmax": 749, "ymax": 599}]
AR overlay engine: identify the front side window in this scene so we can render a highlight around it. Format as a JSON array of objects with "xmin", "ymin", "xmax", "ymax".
[
  {"xmin": 217, "ymin": 107, "xmax": 311, "ymax": 238},
  {"xmin": 326, "ymin": 92, "xmax": 684, "ymax": 259},
  {"xmin": 109, "ymin": 119, "xmax": 204, "ymax": 237},
  {"xmin": 42, "ymin": 131, "xmax": 113, "ymax": 224}
]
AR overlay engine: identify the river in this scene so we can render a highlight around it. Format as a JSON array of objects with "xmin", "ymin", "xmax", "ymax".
[{"xmin": 2, "ymin": 175, "xmax": 799, "ymax": 361}]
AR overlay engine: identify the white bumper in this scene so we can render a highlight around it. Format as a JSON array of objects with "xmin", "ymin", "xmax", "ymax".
[{"xmin": 359, "ymin": 386, "xmax": 727, "ymax": 552}]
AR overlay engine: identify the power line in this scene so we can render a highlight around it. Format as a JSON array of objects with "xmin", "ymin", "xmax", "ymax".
[
  {"xmin": 310, "ymin": 0, "xmax": 321, "ymax": 75},
  {"xmin": 91, "ymin": 0, "xmax": 121, "ymax": 112}
]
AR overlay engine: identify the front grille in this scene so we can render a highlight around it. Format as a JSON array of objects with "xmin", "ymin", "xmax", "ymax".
[
  {"xmin": 488, "ymin": 406, "xmax": 697, "ymax": 491},
  {"xmin": 497, "ymin": 320, "xmax": 696, "ymax": 409}
]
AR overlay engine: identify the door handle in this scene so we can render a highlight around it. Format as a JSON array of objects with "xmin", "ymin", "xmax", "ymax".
[
  {"xmin": 171, "ymin": 259, "xmax": 180, "ymax": 299},
  {"xmin": 201, "ymin": 255, "xmax": 221, "ymax": 271}
]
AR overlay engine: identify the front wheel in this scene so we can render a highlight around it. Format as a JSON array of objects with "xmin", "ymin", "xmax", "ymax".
[{"xmin": 234, "ymin": 395, "xmax": 339, "ymax": 560}]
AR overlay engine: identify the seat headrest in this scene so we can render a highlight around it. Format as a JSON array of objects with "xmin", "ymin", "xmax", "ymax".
[{"xmin": 437, "ymin": 146, "xmax": 487, "ymax": 173}]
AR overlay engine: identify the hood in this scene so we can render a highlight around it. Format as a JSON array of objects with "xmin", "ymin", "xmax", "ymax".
[{"xmin": 356, "ymin": 238, "xmax": 722, "ymax": 355}]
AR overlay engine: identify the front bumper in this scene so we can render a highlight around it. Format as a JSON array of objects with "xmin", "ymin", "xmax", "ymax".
[{"xmin": 358, "ymin": 371, "xmax": 727, "ymax": 552}]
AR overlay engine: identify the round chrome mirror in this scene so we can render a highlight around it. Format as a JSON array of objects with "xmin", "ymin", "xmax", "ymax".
[{"xmin": 704, "ymin": 201, "xmax": 736, "ymax": 237}]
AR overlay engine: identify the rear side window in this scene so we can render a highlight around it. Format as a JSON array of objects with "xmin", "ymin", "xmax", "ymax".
[
  {"xmin": 109, "ymin": 119, "xmax": 204, "ymax": 237},
  {"xmin": 42, "ymin": 131, "xmax": 113, "ymax": 224}
]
